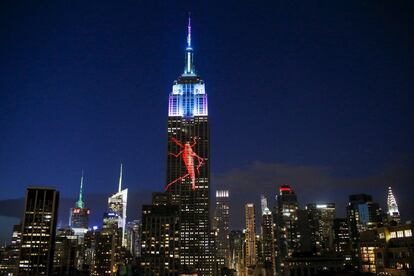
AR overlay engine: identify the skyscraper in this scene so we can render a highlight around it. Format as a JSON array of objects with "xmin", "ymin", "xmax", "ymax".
[
  {"xmin": 387, "ymin": 186, "xmax": 400, "ymax": 224},
  {"xmin": 260, "ymin": 195, "xmax": 274, "ymax": 268},
  {"xmin": 69, "ymin": 171, "xmax": 90, "ymax": 236},
  {"xmin": 305, "ymin": 203, "xmax": 336, "ymax": 255},
  {"xmin": 108, "ymin": 164, "xmax": 128, "ymax": 247},
  {"xmin": 245, "ymin": 203, "xmax": 256, "ymax": 267},
  {"xmin": 18, "ymin": 187, "xmax": 59, "ymax": 275},
  {"xmin": 214, "ymin": 190, "xmax": 230, "ymax": 268},
  {"xmin": 165, "ymin": 16, "xmax": 213, "ymax": 274},
  {"xmin": 140, "ymin": 193, "xmax": 180, "ymax": 275},
  {"xmin": 347, "ymin": 194, "xmax": 382, "ymax": 268}
]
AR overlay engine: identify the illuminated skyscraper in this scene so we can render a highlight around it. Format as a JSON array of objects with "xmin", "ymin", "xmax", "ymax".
[
  {"xmin": 260, "ymin": 195, "xmax": 274, "ymax": 269},
  {"xmin": 275, "ymin": 185, "xmax": 299, "ymax": 274},
  {"xmin": 245, "ymin": 203, "xmax": 256, "ymax": 267},
  {"xmin": 165, "ymin": 16, "xmax": 213, "ymax": 274},
  {"xmin": 214, "ymin": 190, "xmax": 230, "ymax": 268},
  {"xmin": 108, "ymin": 164, "xmax": 128, "ymax": 246},
  {"xmin": 69, "ymin": 171, "xmax": 90, "ymax": 236},
  {"xmin": 18, "ymin": 187, "xmax": 59, "ymax": 275},
  {"xmin": 387, "ymin": 186, "xmax": 400, "ymax": 224}
]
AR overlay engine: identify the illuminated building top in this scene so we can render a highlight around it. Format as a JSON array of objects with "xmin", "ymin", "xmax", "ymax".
[
  {"xmin": 168, "ymin": 15, "xmax": 208, "ymax": 118},
  {"xmin": 76, "ymin": 170, "xmax": 85, "ymax": 209},
  {"xmin": 387, "ymin": 186, "xmax": 400, "ymax": 217}
]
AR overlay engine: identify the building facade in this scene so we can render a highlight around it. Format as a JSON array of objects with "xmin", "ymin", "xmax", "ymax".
[
  {"xmin": 165, "ymin": 16, "xmax": 213, "ymax": 275},
  {"xmin": 214, "ymin": 190, "xmax": 231, "ymax": 269},
  {"xmin": 245, "ymin": 203, "xmax": 256, "ymax": 268},
  {"xmin": 18, "ymin": 186, "xmax": 59, "ymax": 275},
  {"xmin": 140, "ymin": 193, "xmax": 180, "ymax": 275}
]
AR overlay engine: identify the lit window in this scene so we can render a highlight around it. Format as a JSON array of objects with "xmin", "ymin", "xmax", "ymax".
[
  {"xmin": 404, "ymin": 229, "xmax": 412, "ymax": 237},
  {"xmin": 390, "ymin": 232, "xmax": 397, "ymax": 238},
  {"xmin": 397, "ymin": 231, "xmax": 404, "ymax": 238}
]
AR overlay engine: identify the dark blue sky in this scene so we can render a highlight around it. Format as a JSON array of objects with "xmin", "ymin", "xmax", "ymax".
[{"xmin": 0, "ymin": 1, "xmax": 413, "ymax": 239}]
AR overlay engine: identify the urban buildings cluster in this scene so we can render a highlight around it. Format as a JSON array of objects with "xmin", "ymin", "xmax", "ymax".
[{"xmin": 1, "ymin": 17, "xmax": 413, "ymax": 276}]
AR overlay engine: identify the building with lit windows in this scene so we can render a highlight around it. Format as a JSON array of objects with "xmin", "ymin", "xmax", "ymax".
[
  {"xmin": 387, "ymin": 186, "xmax": 401, "ymax": 225},
  {"xmin": 69, "ymin": 171, "xmax": 90, "ymax": 236},
  {"xmin": 332, "ymin": 218, "xmax": 352, "ymax": 262},
  {"xmin": 165, "ymin": 16, "xmax": 213, "ymax": 275},
  {"xmin": 260, "ymin": 195, "xmax": 275, "ymax": 270},
  {"xmin": 245, "ymin": 203, "xmax": 256, "ymax": 268},
  {"xmin": 305, "ymin": 203, "xmax": 336, "ymax": 255},
  {"xmin": 375, "ymin": 222, "xmax": 414, "ymax": 275},
  {"xmin": 140, "ymin": 193, "xmax": 180, "ymax": 275},
  {"xmin": 53, "ymin": 228, "xmax": 78, "ymax": 275},
  {"xmin": 214, "ymin": 190, "xmax": 231, "ymax": 269},
  {"xmin": 18, "ymin": 186, "xmax": 59, "ymax": 275},
  {"xmin": 0, "ymin": 224, "xmax": 21, "ymax": 275},
  {"xmin": 108, "ymin": 164, "xmax": 128, "ymax": 247},
  {"xmin": 275, "ymin": 185, "xmax": 299, "ymax": 274},
  {"xmin": 229, "ymin": 230, "xmax": 244, "ymax": 272},
  {"xmin": 347, "ymin": 194, "xmax": 382, "ymax": 268}
]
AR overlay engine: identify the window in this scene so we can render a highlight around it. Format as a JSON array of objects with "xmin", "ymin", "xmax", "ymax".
[{"xmin": 404, "ymin": 229, "xmax": 412, "ymax": 237}]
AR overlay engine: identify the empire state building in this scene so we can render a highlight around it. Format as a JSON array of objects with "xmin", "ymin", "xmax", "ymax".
[{"xmin": 166, "ymin": 16, "xmax": 213, "ymax": 274}]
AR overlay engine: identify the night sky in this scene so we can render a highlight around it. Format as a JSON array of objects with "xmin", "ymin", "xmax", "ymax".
[{"xmin": 1, "ymin": 1, "xmax": 413, "ymax": 241}]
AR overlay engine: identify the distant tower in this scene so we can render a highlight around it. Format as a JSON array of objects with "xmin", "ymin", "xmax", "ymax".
[
  {"xmin": 214, "ymin": 190, "xmax": 231, "ymax": 268},
  {"xmin": 108, "ymin": 164, "xmax": 128, "ymax": 246},
  {"xmin": 18, "ymin": 187, "xmax": 59, "ymax": 275},
  {"xmin": 387, "ymin": 186, "xmax": 400, "ymax": 224},
  {"xmin": 70, "ymin": 170, "xmax": 90, "ymax": 236},
  {"xmin": 260, "ymin": 195, "xmax": 275, "ymax": 269},
  {"xmin": 245, "ymin": 203, "xmax": 256, "ymax": 267}
]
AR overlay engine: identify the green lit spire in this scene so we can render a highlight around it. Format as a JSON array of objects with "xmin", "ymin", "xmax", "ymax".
[{"xmin": 76, "ymin": 170, "xmax": 85, "ymax": 208}]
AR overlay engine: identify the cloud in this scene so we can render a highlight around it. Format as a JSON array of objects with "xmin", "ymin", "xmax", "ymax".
[{"xmin": 212, "ymin": 161, "xmax": 414, "ymax": 230}]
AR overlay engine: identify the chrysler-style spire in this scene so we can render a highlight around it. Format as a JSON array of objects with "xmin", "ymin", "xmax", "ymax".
[
  {"xmin": 184, "ymin": 14, "xmax": 194, "ymax": 75},
  {"xmin": 76, "ymin": 170, "xmax": 84, "ymax": 208}
]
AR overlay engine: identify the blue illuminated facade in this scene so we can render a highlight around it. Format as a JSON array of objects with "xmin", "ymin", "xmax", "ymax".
[{"xmin": 168, "ymin": 17, "xmax": 208, "ymax": 118}]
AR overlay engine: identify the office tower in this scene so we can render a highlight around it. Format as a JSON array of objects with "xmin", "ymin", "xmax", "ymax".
[
  {"xmin": 53, "ymin": 228, "xmax": 78, "ymax": 275},
  {"xmin": 275, "ymin": 185, "xmax": 299, "ymax": 258},
  {"xmin": 332, "ymin": 218, "xmax": 352, "ymax": 261},
  {"xmin": 18, "ymin": 187, "xmax": 59, "ymax": 275},
  {"xmin": 387, "ymin": 186, "xmax": 400, "ymax": 224},
  {"xmin": 108, "ymin": 164, "xmax": 128, "ymax": 246},
  {"xmin": 92, "ymin": 228, "xmax": 122, "ymax": 276},
  {"xmin": 305, "ymin": 203, "xmax": 336, "ymax": 255},
  {"xmin": 165, "ymin": 16, "xmax": 213, "ymax": 275},
  {"xmin": 229, "ymin": 230, "xmax": 244, "ymax": 272},
  {"xmin": 140, "ymin": 193, "xmax": 180, "ymax": 275},
  {"xmin": 260, "ymin": 195, "xmax": 274, "ymax": 268},
  {"xmin": 125, "ymin": 220, "xmax": 141, "ymax": 258},
  {"xmin": 214, "ymin": 190, "xmax": 231, "ymax": 268},
  {"xmin": 69, "ymin": 171, "xmax": 90, "ymax": 236},
  {"xmin": 245, "ymin": 203, "xmax": 256, "ymax": 267},
  {"xmin": 347, "ymin": 194, "xmax": 382, "ymax": 268}
]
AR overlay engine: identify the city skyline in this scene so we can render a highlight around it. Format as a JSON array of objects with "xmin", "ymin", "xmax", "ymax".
[{"xmin": 1, "ymin": 0, "xmax": 414, "ymax": 244}]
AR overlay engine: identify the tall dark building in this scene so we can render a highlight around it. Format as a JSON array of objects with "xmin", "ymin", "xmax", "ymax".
[
  {"xmin": 53, "ymin": 228, "xmax": 78, "ymax": 275},
  {"xmin": 347, "ymin": 194, "xmax": 382, "ymax": 269},
  {"xmin": 332, "ymin": 218, "xmax": 352, "ymax": 262},
  {"xmin": 140, "ymin": 193, "xmax": 180, "ymax": 275},
  {"xmin": 229, "ymin": 230, "xmax": 244, "ymax": 272},
  {"xmin": 305, "ymin": 203, "xmax": 336, "ymax": 255},
  {"xmin": 18, "ymin": 186, "xmax": 59, "ymax": 276},
  {"xmin": 214, "ymin": 190, "xmax": 230, "ymax": 269},
  {"xmin": 165, "ymin": 16, "xmax": 213, "ymax": 275}
]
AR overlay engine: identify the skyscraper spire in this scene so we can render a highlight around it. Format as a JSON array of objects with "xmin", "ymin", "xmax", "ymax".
[
  {"xmin": 387, "ymin": 186, "xmax": 400, "ymax": 223},
  {"xmin": 76, "ymin": 170, "xmax": 84, "ymax": 208},
  {"xmin": 184, "ymin": 13, "xmax": 194, "ymax": 75},
  {"xmin": 118, "ymin": 163, "xmax": 123, "ymax": 193}
]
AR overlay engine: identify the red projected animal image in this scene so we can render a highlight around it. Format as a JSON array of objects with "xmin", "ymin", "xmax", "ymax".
[{"xmin": 166, "ymin": 137, "xmax": 205, "ymax": 190}]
